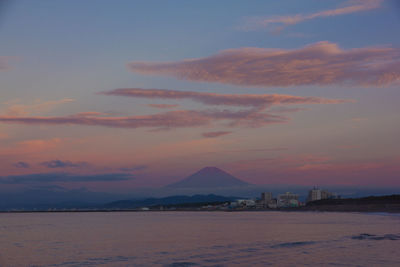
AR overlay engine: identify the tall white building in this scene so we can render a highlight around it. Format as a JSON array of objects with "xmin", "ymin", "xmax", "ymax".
[
  {"xmin": 308, "ymin": 187, "xmax": 322, "ymax": 202},
  {"xmin": 307, "ymin": 187, "xmax": 335, "ymax": 202}
]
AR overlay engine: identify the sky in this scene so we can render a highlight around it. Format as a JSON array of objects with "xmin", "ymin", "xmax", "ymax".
[{"xmin": 0, "ymin": 0, "xmax": 400, "ymax": 194}]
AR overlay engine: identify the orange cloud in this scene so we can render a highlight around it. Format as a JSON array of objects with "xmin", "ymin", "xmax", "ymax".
[
  {"xmin": 103, "ymin": 88, "xmax": 349, "ymax": 107},
  {"xmin": 18, "ymin": 138, "xmax": 63, "ymax": 153},
  {"xmin": 242, "ymin": 0, "xmax": 383, "ymax": 32},
  {"xmin": 2, "ymin": 98, "xmax": 75, "ymax": 116},
  {"xmin": 127, "ymin": 41, "xmax": 400, "ymax": 87}
]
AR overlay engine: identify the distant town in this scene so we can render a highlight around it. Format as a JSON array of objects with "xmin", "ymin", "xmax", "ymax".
[
  {"xmin": 135, "ymin": 188, "xmax": 399, "ymax": 213},
  {"xmin": 3, "ymin": 187, "xmax": 399, "ymax": 213},
  {"xmin": 228, "ymin": 187, "xmax": 337, "ymax": 210},
  {"xmin": 1, "ymin": 167, "xmax": 399, "ymax": 213},
  {"xmin": 136, "ymin": 187, "xmax": 339, "ymax": 211}
]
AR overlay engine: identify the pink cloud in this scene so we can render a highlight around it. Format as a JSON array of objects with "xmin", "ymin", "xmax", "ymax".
[
  {"xmin": 2, "ymin": 98, "xmax": 75, "ymax": 116},
  {"xmin": 0, "ymin": 87, "xmax": 349, "ymax": 131},
  {"xmin": 103, "ymin": 88, "xmax": 349, "ymax": 107},
  {"xmin": 218, "ymin": 147, "xmax": 287, "ymax": 153},
  {"xmin": 147, "ymin": 104, "xmax": 179, "ymax": 109},
  {"xmin": 17, "ymin": 138, "xmax": 63, "ymax": 153},
  {"xmin": 202, "ymin": 131, "xmax": 232, "ymax": 138},
  {"xmin": 0, "ymin": 138, "xmax": 69, "ymax": 166},
  {"xmin": 268, "ymin": 107, "xmax": 310, "ymax": 113},
  {"xmin": 0, "ymin": 108, "xmax": 288, "ymax": 130},
  {"xmin": 127, "ymin": 41, "xmax": 400, "ymax": 87},
  {"xmin": 242, "ymin": 0, "xmax": 383, "ymax": 32},
  {"xmin": 73, "ymin": 111, "xmax": 105, "ymax": 117}
]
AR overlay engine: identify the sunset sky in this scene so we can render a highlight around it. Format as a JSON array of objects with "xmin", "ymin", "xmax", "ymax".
[{"xmin": 1, "ymin": 0, "xmax": 399, "ymax": 193}]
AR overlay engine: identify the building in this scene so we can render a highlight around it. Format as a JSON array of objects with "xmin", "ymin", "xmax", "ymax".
[
  {"xmin": 261, "ymin": 192, "xmax": 272, "ymax": 202},
  {"xmin": 321, "ymin": 190, "xmax": 334, "ymax": 199},
  {"xmin": 308, "ymin": 187, "xmax": 322, "ymax": 202},
  {"xmin": 259, "ymin": 192, "xmax": 273, "ymax": 208},
  {"xmin": 267, "ymin": 199, "xmax": 278, "ymax": 209},
  {"xmin": 277, "ymin": 192, "xmax": 299, "ymax": 207},
  {"xmin": 235, "ymin": 199, "xmax": 256, "ymax": 208},
  {"xmin": 255, "ymin": 201, "xmax": 265, "ymax": 209},
  {"xmin": 307, "ymin": 187, "xmax": 336, "ymax": 203}
]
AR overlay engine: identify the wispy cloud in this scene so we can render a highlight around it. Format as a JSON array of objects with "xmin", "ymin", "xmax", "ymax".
[
  {"xmin": 0, "ymin": 87, "xmax": 350, "ymax": 131},
  {"xmin": 224, "ymin": 147, "xmax": 287, "ymax": 153},
  {"xmin": 0, "ymin": 89, "xmax": 349, "ymax": 132},
  {"xmin": 241, "ymin": 0, "xmax": 383, "ymax": 32},
  {"xmin": 202, "ymin": 131, "xmax": 232, "ymax": 138},
  {"xmin": 17, "ymin": 138, "xmax": 63, "ymax": 153},
  {"xmin": 127, "ymin": 41, "xmax": 400, "ymax": 87},
  {"xmin": 0, "ymin": 173, "xmax": 134, "ymax": 184},
  {"xmin": 0, "ymin": 138, "xmax": 65, "ymax": 157},
  {"xmin": 2, "ymin": 98, "xmax": 75, "ymax": 116},
  {"xmin": 40, "ymin": 160, "xmax": 88, "ymax": 169},
  {"xmin": 148, "ymin": 104, "xmax": 179, "ymax": 109},
  {"xmin": 103, "ymin": 88, "xmax": 349, "ymax": 107},
  {"xmin": 0, "ymin": 109, "xmax": 288, "ymax": 129},
  {"xmin": 74, "ymin": 111, "xmax": 105, "ymax": 117},
  {"xmin": 269, "ymin": 107, "xmax": 310, "ymax": 113}
]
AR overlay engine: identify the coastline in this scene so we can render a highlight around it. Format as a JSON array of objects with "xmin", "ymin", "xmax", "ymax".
[
  {"xmin": 1, "ymin": 207, "xmax": 399, "ymax": 214},
  {"xmin": 2, "ymin": 195, "xmax": 399, "ymax": 214}
]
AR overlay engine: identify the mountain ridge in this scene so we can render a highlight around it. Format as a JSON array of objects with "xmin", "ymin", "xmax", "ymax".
[{"xmin": 166, "ymin": 166, "xmax": 249, "ymax": 188}]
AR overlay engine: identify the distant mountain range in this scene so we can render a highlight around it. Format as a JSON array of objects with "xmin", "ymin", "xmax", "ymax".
[
  {"xmin": 166, "ymin": 166, "xmax": 249, "ymax": 188},
  {"xmin": 104, "ymin": 194, "xmax": 238, "ymax": 209},
  {"xmin": 103, "ymin": 167, "xmax": 249, "ymax": 209},
  {"xmin": 1, "ymin": 166, "xmax": 399, "ymax": 211}
]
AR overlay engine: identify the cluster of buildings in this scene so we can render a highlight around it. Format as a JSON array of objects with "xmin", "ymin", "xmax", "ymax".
[
  {"xmin": 230, "ymin": 187, "xmax": 338, "ymax": 210},
  {"xmin": 132, "ymin": 187, "xmax": 340, "ymax": 211},
  {"xmin": 307, "ymin": 187, "xmax": 337, "ymax": 202}
]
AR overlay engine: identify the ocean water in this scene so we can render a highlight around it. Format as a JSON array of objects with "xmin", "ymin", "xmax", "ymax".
[{"xmin": 0, "ymin": 211, "xmax": 399, "ymax": 267}]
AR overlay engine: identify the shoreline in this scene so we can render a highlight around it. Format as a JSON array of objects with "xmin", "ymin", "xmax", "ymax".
[
  {"xmin": 2, "ymin": 195, "xmax": 399, "ymax": 214},
  {"xmin": 1, "ymin": 208, "xmax": 399, "ymax": 214}
]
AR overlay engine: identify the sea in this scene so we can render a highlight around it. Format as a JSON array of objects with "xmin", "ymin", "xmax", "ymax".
[{"xmin": 0, "ymin": 211, "xmax": 399, "ymax": 266}]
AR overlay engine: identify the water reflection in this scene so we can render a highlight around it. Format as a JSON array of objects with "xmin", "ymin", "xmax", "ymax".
[{"xmin": 0, "ymin": 212, "xmax": 399, "ymax": 266}]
